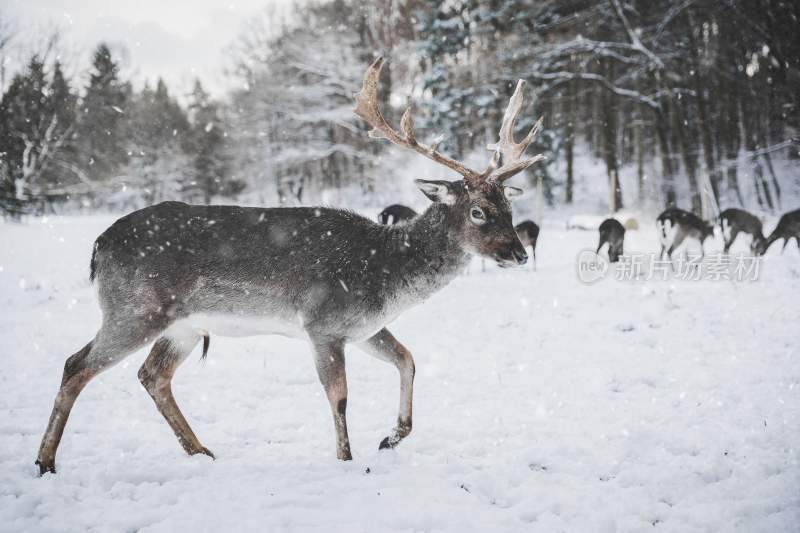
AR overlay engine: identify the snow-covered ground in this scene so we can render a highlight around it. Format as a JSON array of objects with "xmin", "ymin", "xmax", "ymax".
[{"xmin": 1, "ymin": 214, "xmax": 798, "ymax": 532}]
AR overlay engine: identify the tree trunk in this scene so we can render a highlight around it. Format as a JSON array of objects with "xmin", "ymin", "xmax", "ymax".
[
  {"xmin": 564, "ymin": 77, "xmax": 576, "ymax": 204},
  {"xmin": 601, "ymin": 60, "xmax": 622, "ymax": 211},
  {"xmin": 686, "ymin": 8, "xmax": 720, "ymax": 206},
  {"xmin": 758, "ymin": 126, "xmax": 782, "ymax": 208},
  {"xmin": 592, "ymin": 84, "xmax": 603, "ymax": 159},
  {"xmin": 673, "ymin": 99, "xmax": 701, "ymax": 214},
  {"xmin": 740, "ymin": 95, "xmax": 774, "ymax": 210},
  {"xmin": 724, "ymin": 94, "xmax": 744, "ymax": 206},
  {"xmin": 655, "ymin": 106, "xmax": 676, "ymax": 207},
  {"xmin": 635, "ymin": 117, "xmax": 645, "ymax": 205}
]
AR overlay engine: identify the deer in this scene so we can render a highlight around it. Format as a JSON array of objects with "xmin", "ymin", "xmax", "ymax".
[
  {"xmin": 657, "ymin": 207, "xmax": 714, "ymax": 262},
  {"xmin": 756, "ymin": 208, "xmax": 800, "ymax": 255},
  {"xmin": 34, "ymin": 56, "xmax": 544, "ymax": 475},
  {"xmin": 596, "ymin": 218, "xmax": 625, "ymax": 263},
  {"xmin": 378, "ymin": 204, "xmax": 417, "ymax": 225},
  {"xmin": 718, "ymin": 208, "xmax": 766, "ymax": 254},
  {"xmin": 514, "ymin": 220, "xmax": 539, "ymax": 269}
]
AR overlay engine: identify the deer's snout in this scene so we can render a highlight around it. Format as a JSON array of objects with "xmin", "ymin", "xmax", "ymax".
[
  {"xmin": 495, "ymin": 239, "xmax": 528, "ymax": 266},
  {"xmin": 511, "ymin": 246, "xmax": 528, "ymax": 265}
]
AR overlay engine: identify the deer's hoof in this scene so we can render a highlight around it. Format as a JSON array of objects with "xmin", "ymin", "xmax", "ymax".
[
  {"xmin": 379, "ymin": 435, "xmax": 401, "ymax": 450},
  {"xmin": 35, "ymin": 458, "xmax": 56, "ymax": 476},
  {"xmin": 190, "ymin": 446, "xmax": 215, "ymax": 460}
]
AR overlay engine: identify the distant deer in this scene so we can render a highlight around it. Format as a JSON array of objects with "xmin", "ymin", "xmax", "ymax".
[
  {"xmin": 596, "ymin": 218, "xmax": 625, "ymax": 263},
  {"xmin": 35, "ymin": 57, "xmax": 544, "ymax": 475},
  {"xmin": 756, "ymin": 208, "xmax": 800, "ymax": 255},
  {"xmin": 718, "ymin": 208, "xmax": 766, "ymax": 254},
  {"xmin": 378, "ymin": 204, "xmax": 417, "ymax": 225},
  {"xmin": 657, "ymin": 207, "xmax": 714, "ymax": 261},
  {"xmin": 514, "ymin": 220, "xmax": 539, "ymax": 269}
]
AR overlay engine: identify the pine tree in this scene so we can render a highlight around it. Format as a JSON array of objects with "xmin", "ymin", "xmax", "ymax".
[
  {"xmin": 48, "ymin": 62, "xmax": 76, "ymax": 130},
  {"xmin": 416, "ymin": 0, "xmax": 479, "ymax": 156},
  {"xmin": 76, "ymin": 44, "xmax": 128, "ymax": 182},
  {"xmin": 184, "ymin": 79, "xmax": 235, "ymax": 204},
  {"xmin": 0, "ymin": 55, "xmax": 77, "ymax": 210},
  {"xmin": 40, "ymin": 61, "xmax": 78, "ymax": 190},
  {"xmin": 0, "ymin": 69, "xmax": 27, "ymax": 208},
  {"xmin": 124, "ymin": 77, "xmax": 190, "ymax": 204},
  {"xmin": 416, "ymin": 0, "xmax": 555, "ymax": 199}
]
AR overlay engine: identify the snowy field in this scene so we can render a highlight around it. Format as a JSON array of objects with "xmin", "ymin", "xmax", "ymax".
[{"xmin": 1, "ymin": 214, "xmax": 798, "ymax": 533}]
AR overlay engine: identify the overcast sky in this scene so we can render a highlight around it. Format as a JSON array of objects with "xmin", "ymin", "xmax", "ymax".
[{"xmin": 4, "ymin": 0, "xmax": 295, "ymax": 97}]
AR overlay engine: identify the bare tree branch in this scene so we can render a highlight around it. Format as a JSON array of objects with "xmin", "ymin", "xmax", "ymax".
[
  {"xmin": 609, "ymin": 0, "xmax": 665, "ymax": 70},
  {"xmin": 514, "ymin": 70, "xmax": 661, "ymax": 109}
]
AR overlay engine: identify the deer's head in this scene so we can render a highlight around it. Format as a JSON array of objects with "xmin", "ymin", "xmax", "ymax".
[
  {"xmin": 752, "ymin": 234, "xmax": 769, "ymax": 256},
  {"xmin": 413, "ymin": 178, "xmax": 527, "ymax": 266},
  {"xmin": 354, "ymin": 56, "xmax": 544, "ymax": 267}
]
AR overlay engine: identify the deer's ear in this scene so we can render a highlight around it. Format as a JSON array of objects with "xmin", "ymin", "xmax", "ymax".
[
  {"xmin": 504, "ymin": 186, "xmax": 524, "ymax": 201},
  {"xmin": 414, "ymin": 179, "xmax": 458, "ymax": 205}
]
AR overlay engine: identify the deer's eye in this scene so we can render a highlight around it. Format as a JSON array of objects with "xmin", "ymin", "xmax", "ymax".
[{"xmin": 470, "ymin": 207, "xmax": 486, "ymax": 225}]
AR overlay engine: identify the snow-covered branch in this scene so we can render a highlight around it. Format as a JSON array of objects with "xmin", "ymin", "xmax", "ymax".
[
  {"xmin": 13, "ymin": 114, "xmax": 73, "ymax": 199},
  {"xmin": 517, "ymin": 70, "xmax": 661, "ymax": 109},
  {"xmin": 609, "ymin": 0, "xmax": 665, "ymax": 70}
]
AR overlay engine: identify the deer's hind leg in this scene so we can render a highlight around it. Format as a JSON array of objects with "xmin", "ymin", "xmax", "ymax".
[
  {"xmin": 667, "ymin": 231, "xmax": 688, "ymax": 267},
  {"xmin": 723, "ymin": 229, "xmax": 739, "ymax": 253},
  {"xmin": 596, "ymin": 236, "xmax": 607, "ymax": 257},
  {"xmin": 36, "ymin": 319, "xmax": 158, "ymax": 475},
  {"xmin": 138, "ymin": 326, "xmax": 214, "ymax": 459},
  {"xmin": 359, "ymin": 328, "xmax": 415, "ymax": 451}
]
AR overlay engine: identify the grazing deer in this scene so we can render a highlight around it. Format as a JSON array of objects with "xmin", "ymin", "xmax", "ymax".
[
  {"xmin": 596, "ymin": 218, "xmax": 625, "ymax": 263},
  {"xmin": 378, "ymin": 204, "xmax": 417, "ymax": 225},
  {"xmin": 35, "ymin": 56, "xmax": 543, "ymax": 475},
  {"xmin": 657, "ymin": 207, "xmax": 714, "ymax": 261},
  {"xmin": 514, "ymin": 220, "xmax": 539, "ymax": 269},
  {"xmin": 756, "ymin": 208, "xmax": 800, "ymax": 255},
  {"xmin": 718, "ymin": 208, "xmax": 766, "ymax": 254}
]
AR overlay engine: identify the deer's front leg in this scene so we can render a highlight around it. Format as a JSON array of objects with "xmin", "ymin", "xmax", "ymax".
[
  {"xmin": 310, "ymin": 338, "xmax": 352, "ymax": 461},
  {"xmin": 358, "ymin": 328, "xmax": 415, "ymax": 451}
]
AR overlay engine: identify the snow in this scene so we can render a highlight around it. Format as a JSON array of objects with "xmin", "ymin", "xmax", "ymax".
[{"xmin": 1, "ymin": 215, "xmax": 799, "ymax": 532}]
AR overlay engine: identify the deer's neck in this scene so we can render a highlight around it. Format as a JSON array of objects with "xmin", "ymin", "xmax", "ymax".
[{"xmin": 384, "ymin": 203, "xmax": 469, "ymax": 297}]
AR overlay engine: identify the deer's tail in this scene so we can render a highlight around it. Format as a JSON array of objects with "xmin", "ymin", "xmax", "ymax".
[{"xmin": 201, "ymin": 333, "xmax": 210, "ymax": 361}]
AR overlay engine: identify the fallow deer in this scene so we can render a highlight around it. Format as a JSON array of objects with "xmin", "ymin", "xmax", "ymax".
[
  {"xmin": 718, "ymin": 208, "xmax": 766, "ymax": 254},
  {"xmin": 378, "ymin": 204, "xmax": 417, "ymax": 225},
  {"xmin": 35, "ymin": 56, "xmax": 544, "ymax": 475},
  {"xmin": 657, "ymin": 207, "xmax": 714, "ymax": 261},
  {"xmin": 757, "ymin": 208, "xmax": 800, "ymax": 255},
  {"xmin": 597, "ymin": 218, "xmax": 625, "ymax": 263},
  {"xmin": 514, "ymin": 220, "xmax": 539, "ymax": 269}
]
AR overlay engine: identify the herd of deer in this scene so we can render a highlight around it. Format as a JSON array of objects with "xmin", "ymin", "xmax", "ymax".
[
  {"xmin": 655, "ymin": 206, "xmax": 800, "ymax": 261},
  {"xmin": 381, "ymin": 204, "xmax": 800, "ymax": 267},
  {"xmin": 33, "ymin": 57, "xmax": 800, "ymax": 476}
]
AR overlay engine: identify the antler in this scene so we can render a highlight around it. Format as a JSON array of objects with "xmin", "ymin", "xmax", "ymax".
[
  {"xmin": 353, "ymin": 57, "xmax": 484, "ymax": 186},
  {"xmin": 485, "ymin": 80, "xmax": 545, "ymax": 182},
  {"xmin": 353, "ymin": 57, "xmax": 544, "ymax": 186}
]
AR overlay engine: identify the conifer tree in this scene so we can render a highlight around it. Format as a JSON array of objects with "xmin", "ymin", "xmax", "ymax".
[{"xmin": 76, "ymin": 44, "xmax": 127, "ymax": 182}]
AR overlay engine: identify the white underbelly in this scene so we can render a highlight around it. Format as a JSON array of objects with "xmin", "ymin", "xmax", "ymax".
[{"xmin": 167, "ymin": 312, "xmax": 307, "ymax": 340}]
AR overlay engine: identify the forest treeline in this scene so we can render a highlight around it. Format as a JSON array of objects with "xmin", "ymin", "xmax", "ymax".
[{"xmin": 0, "ymin": 0, "xmax": 798, "ymax": 216}]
